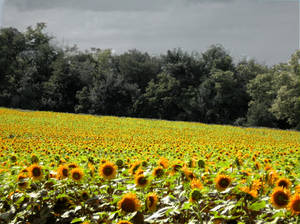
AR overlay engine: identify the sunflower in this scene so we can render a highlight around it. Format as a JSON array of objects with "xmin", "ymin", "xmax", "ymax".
[
  {"xmin": 88, "ymin": 162, "xmax": 95, "ymax": 177},
  {"xmin": 152, "ymin": 166, "xmax": 164, "ymax": 178},
  {"xmin": 81, "ymin": 191, "xmax": 89, "ymax": 201},
  {"xmin": 135, "ymin": 174, "xmax": 148, "ymax": 188},
  {"xmin": 270, "ymin": 187, "xmax": 291, "ymax": 209},
  {"xmin": 28, "ymin": 164, "xmax": 43, "ymax": 181},
  {"xmin": 276, "ymin": 177, "xmax": 291, "ymax": 189},
  {"xmin": 190, "ymin": 178, "xmax": 203, "ymax": 190},
  {"xmin": 190, "ymin": 188, "xmax": 202, "ymax": 203},
  {"xmin": 117, "ymin": 221, "xmax": 133, "ymax": 224},
  {"xmin": 118, "ymin": 193, "xmax": 141, "ymax": 213},
  {"xmin": 240, "ymin": 186, "xmax": 258, "ymax": 200},
  {"xmin": 158, "ymin": 157, "xmax": 169, "ymax": 169},
  {"xmin": 135, "ymin": 168, "xmax": 144, "ymax": 176},
  {"xmin": 68, "ymin": 163, "xmax": 79, "ymax": 170},
  {"xmin": 288, "ymin": 194, "xmax": 300, "ymax": 215},
  {"xmin": 215, "ymin": 174, "xmax": 231, "ymax": 192},
  {"xmin": 251, "ymin": 179, "xmax": 262, "ymax": 191},
  {"xmin": 146, "ymin": 192, "xmax": 159, "ymax": 212},
  {"xmin": 17, "ymin": 173, "xmax": 27, "ymax": 181},
  {"xmin": 71, "ymin": 168, "xmax": 84, "ymax": 182},
  {"xmin": 171, "ymin": 162, "xmax": 183, "ymax": 173},
  {"xmin": 18, "ymin": 181, "xmax": 28, "ymax": 189},
  {"xmin": 296, "ymin": 185, "xmax": 300, "ymax": 193},
  {"xmin": 99, "ymin": 162, "xmax": 117, "ymax": 180},
  {"xmin": 57, "ymin": 165, "xmax": 69, "ymax": 179},
  {"xmin": 129, "ymin": 161, "xmax": 141, "ymax": 175},
  {"xmin": 182, "ymin": 167, "xmax": 196, "ymax": 181}
]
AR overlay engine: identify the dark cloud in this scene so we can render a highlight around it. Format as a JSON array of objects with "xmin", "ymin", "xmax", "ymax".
[
  {"xmin": 2, "ymin": 0, "xmax": 299, "ymax": 65},
  {"xmin": 7, "ymin": 0, "xmax": 172, "ymax": 12},
  {"xmin": 6, "ymin": 0, "xmax": 238, "ymax": 12}
]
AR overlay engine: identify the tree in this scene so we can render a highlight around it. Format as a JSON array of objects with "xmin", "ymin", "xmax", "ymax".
[
  {"xmin": 202, "ymin": 45, "xmax": 234, "ymax": 73},
  {"xmin": 135, "ymin": 73, "xmax": 181, "ymax": 119},
  {"xmin": 88, "ymin": 72, "xmax": 139, "ymax": 116},
  {"xmin": 0, "ymin": 27, "xmax": 26, "ymax": 106},
  {"xmin": 115, "ymin": 49, "xmax": 160, "ymax": 91}
]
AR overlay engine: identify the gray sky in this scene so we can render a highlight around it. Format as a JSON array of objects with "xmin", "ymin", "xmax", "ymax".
[{"xmin": 1, "ymin": 0, "xmax": 299, "ymax": 65}]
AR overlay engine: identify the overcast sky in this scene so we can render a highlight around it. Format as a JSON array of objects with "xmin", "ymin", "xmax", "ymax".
[{"xmin": 1, "ymin": 0, "xmax": 299, "ymax": 65}]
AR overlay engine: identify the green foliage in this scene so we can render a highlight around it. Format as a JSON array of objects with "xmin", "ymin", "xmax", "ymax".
[{"xmin": 0, "ymin": 23, "xmax": 299, "ymax": 130}]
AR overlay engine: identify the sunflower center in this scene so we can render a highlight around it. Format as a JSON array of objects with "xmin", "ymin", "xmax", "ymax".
[
  {"xmin": 292, "ymin": 200, "xmax": 300, "ymax": 212},
  {"xmin": 18, "ymin": 182, "xmax": 27, "ymax": 188},
  {"xmin": 155, "ymin": 168, "xmax": 164, "ymax": 177},
  {"xmin": 278, "ymin": 180, "xmax": 288, "ymax": 188},
  {"xmin": 219, "ymin": 178, "xmax": 230, "ymax": 188},
  {"xmin": 274, "ymin": 192, "xmax": 289, "ymax": 206},
  {"xmin": 32, "ymin": 167, "xmax": 41, "ymax": 177},
  {"xmin": 73, "ymin": 172, "xmax": 81, "ymax": 180},
  {"xmin": 103, "ymin": 166, "xmax": 113, "ymax": 176},
  {"xmin": 62, "ymin": 169, "xmax": 68, "ymax": 177},
  {"xmin": 121, "ymin": 198, "xmax": 136, "ymax": 212},
  {"xmin": 173, "ymin": 165, "xmax": 181, "ymax": 171},
  {"xmin": 148, "ymin": 196, "xmax": 154, "ymax": 207},
  {"xmin": 138, "ymin": 176, "xmax": 147, "ymax": 186}
]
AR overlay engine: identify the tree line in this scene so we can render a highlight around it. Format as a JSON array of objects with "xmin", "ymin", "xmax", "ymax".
[{"xmin": 0, "ymin": 23, "xmax": 299, "ymax": 130}]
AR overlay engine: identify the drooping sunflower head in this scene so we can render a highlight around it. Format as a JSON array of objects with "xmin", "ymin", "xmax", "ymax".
[
  {"xmin": 152, "ymin": 166, "xmax": 164, "ymax": 178},
  {"xmin": 158, "ymin": 157, "xmax": 169, "ymax": 169},
  {"xmin": 68, "ymin": 163, "xmax": 79, "ymax": 170},
  {"xmin": 17, "ymin": 181, "xmax": 28, "ymax": 190},
  {"xmin": 134, "ymin": 174, "xmax": 148, "ymax": 188},
  {"xmin": 270, "ymin": 186, "xmax": 291, "ymax": 209},
  {"xmin": 190, "ymin": 188, "xmax": 202, "ymax": 203},
  {"xmin": 57, "ymin": 165, "xmax": 69, "ymax": 179},
  {"xmin": 28, "ymin": 164, "xmax": 43, "ymax": 181},
  {"xmin": 118, "ymin": 193, "xmax": 141, "ymax": 213},
  {"xmin": 129, "ymin": 161, "xmax": 142, "ymax": 175},
  {"xmin": 215, "ymin": 174, "xmax": 231, "ymax": 192},
  {"xmin": 240, "ymin": 186, "xmax": 258, "ymax": 200},
  {"xmin": 182, "ymin": 167, "xmax": 196, "ymax": 181},
  {"xmin": 17, "ymin": 173, "xmax": 27, "ymax": 181},
  {"xmin": 171, "ymin": 162, "xmax": 183, "ymax": 174},
  {"xmin": 288, "ymin": 194, "xmax": 300, "ymax": 215},
  {"xmin": 146, "ymin": 192, "xmax": 159, "ymax": 212},
  {"xmin": 71, "ymin": 168, "xmax": 84, "ymax": 182},
  {"xmin": 81, "ymin": 191, "xmax": 89, "ymax": 201},
  {"xmin": 276, "ymin": 177, "xmax": 291, "ymax": 189},
  {"xmin": 99, "ymin": 162, "xmax": 117, "ymax": 180}
]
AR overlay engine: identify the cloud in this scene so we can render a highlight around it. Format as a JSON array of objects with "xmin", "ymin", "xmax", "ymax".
[
  {"xmin": 6, "ymin": 0, "xmax": 237, "ymax": 12},
  {"xmin": 2, "ymin": 0, "xmax": 299, "ymax": 65}
]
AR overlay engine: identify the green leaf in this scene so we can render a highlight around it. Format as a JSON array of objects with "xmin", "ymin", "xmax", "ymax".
[
  {"xmin": 248, "ymin": 201, "xmax": 266, "ymax": 211},
  {"xmin": 71, "ymin": 217, "xmax": 85, "ymax": 223}
]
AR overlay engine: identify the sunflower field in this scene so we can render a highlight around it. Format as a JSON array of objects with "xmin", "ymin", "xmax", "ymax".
[{"xmin": 0, "ymin": 108, "xmax": 299, "ymax": 224}]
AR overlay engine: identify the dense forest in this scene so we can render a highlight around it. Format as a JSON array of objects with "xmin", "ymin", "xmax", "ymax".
[{"xmin": 0, "ymin": 23, "xmax": 299, "ymax": 130}]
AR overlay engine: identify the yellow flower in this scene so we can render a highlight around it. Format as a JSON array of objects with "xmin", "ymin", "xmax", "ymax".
[
  {"xmin": 275, "ymin": 177, "xmax": 291, "ymax": 189},
  {"xmin": 99, "ymin": 162, "xmax": 117, "ymax": 180},
  {"xmin": 57, "ymin": 165, "xmax": 69, "ymax": 179},
  {"xmin": 270, "ymin": 187, "xmax": 291, "ymax": 209},
  {"xmin": 118, "ymin": 193, "xmax": 141, "ymax": 213},
  {"xmin": 146, "ymin": 192, "xmax": 159, "ymax": 212},
  {"xmin": 117, "ymin": 221, "xmax": 133, "ymax": 224},
  {"xmin": 190, "ymin": 178, "xmax": 203, "ymax": 190},
  {"xmin": 288, "ymin": 194, "xmax": 300, "ymax": 215},
  {"xmin": 215, "ymin": 174, "xmax": 231, "ymax": 192},
  {"xmin": 152, "ymin": 166, "xmax": 164, "ymax": 178},
  {"xmin": 71, "ymin": 168, "xmax": 84, "ymax": 182},
  {"xmin": 28, "ymin": 164, "xmax": 43, "ymax": 181},
  {"xmin": 134, "ymin": 174, "xmax": 148, "ymax": 188}
]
